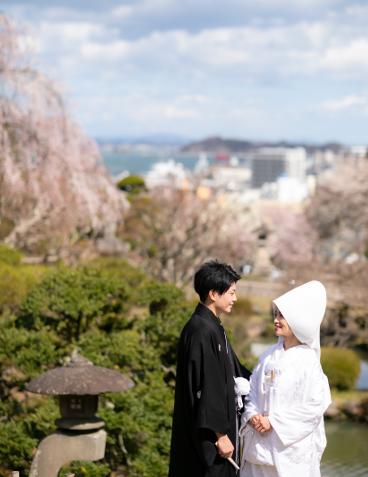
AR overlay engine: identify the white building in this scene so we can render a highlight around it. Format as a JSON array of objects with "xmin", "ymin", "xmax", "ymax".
[
  {"xmin": 350, "ymin": 145, "xmax": 368, "ymax": 158},
  {"xmin": 211, "ymin": 165, "xmax": 251, "ymax": 191},
  {"xmin": 276, "ymin": 176, "xmax": 308, "ymax": 203},
  {"xmin": 145, "ymin": 160, "xmax": 189, "ymax": 189}
]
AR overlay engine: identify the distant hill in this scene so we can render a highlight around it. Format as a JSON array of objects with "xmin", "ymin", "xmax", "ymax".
[
  {"xmin": 181, "ymin": 136, "xmax": 346, "ymax": 155},
  {"xmin": 97, "ymin": 133, "xmax": 190, "ymax": 147}
]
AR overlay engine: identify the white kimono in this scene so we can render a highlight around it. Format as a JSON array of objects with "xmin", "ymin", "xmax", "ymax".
[{"xmin": 239, "ymin": 341, "xmax": 331, "ymax": 477}]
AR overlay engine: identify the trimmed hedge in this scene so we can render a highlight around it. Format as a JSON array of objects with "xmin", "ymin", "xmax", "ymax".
[{"xmin": 321, "ymin": 347, "xmax": 360, "ymax": 390}]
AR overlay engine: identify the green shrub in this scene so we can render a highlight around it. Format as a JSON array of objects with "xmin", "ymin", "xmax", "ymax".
[
  {"xmin": 0, "ymin": 264, "xmax": 28, "ymax": 312},
  {"xmin": 0, "ymin": 262, "xmax": 46, "ymax": 312},
  {"xmin": 0, "ymin": 421, "xmax": 37, "ymax": 473},
  {"xmin": 89, "ymin": 257, "xmax": 148, "ymax": 316},
  {"xmin": 90, "ymin": 257, "xmax": 147, "ymax": 289},
  {"xmin": 139, "ymin": 282, "xmax": 191, "ymax": 365},
  {"xmin": 0, "ymin": 260, "xmax": 194, "ymax": 476},
  {"xmin": 99, "ymin": 369, "xmax": 174, "ymax": 477},
  {"xmin": 60, "ymin": 461, "xmax": 110, "ymax": 477},
  {"xmin": 117, "ymin": 175, "xmax": 146, "ymax": 195},
  {"xmin": 321, "ymin": 347, "xmax": 361, "ymax": 390},
  {"xmin": 17, "ymin": 266, "xmax": 128, "ymax": 342},
  {"xmin": 0, "ymin": 326, "xmax": 61, "ymax": 379},
  {"xmin": 0, "ymin": 244, "xmax": 22, "ymax": 265}
]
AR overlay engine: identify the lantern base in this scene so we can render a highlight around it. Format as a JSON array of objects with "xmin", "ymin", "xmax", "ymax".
[
  {"xmin": 30, "ymin": 428, "xmax": 106, "ymax": 477},
  {"xmin": 56, "ymin": 416, "xmax": 105, "ymax": 431}
]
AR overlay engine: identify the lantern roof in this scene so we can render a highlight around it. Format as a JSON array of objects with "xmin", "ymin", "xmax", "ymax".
[{"xmin": 26, "ymin": 354, "xmax": 134, "ymax": 396}]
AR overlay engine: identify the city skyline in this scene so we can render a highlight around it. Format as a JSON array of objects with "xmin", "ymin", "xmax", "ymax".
[{"xmin": 2, "ymin": 0, "xmax": 368, "ymax": 144}]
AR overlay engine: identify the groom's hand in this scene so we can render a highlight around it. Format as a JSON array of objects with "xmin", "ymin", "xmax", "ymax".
[{"xmin": 215, "ymin": 433, "xmax": 234, "ymax": 458}]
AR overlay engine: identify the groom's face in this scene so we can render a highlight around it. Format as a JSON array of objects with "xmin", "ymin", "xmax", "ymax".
[{"xmin": 212, "ymin": 283, "xmax": 237, "ymax": 315}]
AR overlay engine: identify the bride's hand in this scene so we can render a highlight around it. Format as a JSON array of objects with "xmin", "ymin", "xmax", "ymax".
[
  {"xmin": 251, "ymin": 414, "xmax": 272, "ymax": 433},
  {"xmin": 250, "ymin": 414, "xmax": 261, "ymax": 428},
  {"xmin": 258, "ymin": 416, "xmax": 272, "ymax": 433}
]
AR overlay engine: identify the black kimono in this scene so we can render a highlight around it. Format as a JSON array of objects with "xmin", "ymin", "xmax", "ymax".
[{"xmin": 169, "ymin": 303, "xmax": 251, "ymax": 477}]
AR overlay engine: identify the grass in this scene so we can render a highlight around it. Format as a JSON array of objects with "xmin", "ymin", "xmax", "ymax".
[{"xmin": 331, "ymin": 389, "xmax": 368, "ymax": 403}]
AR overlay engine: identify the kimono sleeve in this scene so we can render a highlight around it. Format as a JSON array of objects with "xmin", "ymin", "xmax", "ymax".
[
  {"xmin": 268, "ymin": 361, "xmax": 331, "ymax": 447},
  {"xmin": 230, "ymin": 344, "xmax": 251, "ymax": 380},
  {"xmin": 244, "ymin": 361, "xmax": 261, "ymax": 422},
  {"xmin": 187, "ymin": 331, "xmax": 230, "ymax": 435}
]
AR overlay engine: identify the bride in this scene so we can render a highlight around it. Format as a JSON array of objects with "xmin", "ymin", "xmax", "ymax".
[{"xmin": 239, "ymin": 281, "xmax": 331, "ymax": 477}]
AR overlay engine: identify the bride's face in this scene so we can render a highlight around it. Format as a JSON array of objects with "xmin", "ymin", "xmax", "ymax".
[{"xmin": 273, "ymin": 307, "xmax": 295, "ymax": 339}]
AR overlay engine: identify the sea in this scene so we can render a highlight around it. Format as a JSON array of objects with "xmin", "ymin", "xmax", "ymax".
[{"xmin": 101, "ymin": 149, "xmax": 204, "ymax": 177}]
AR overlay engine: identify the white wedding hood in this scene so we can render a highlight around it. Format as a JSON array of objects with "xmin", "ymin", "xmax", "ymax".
[{"xmin": 273, "ymin": 281, "xmax": 327, "ymax": 357}]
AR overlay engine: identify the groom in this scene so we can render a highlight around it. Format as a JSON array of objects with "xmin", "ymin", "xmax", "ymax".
[{"xmin": 169, "ymin": 260, "xmax": 251, "ymax": 477}]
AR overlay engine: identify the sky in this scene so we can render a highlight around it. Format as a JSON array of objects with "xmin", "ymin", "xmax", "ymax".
[{"xmin": 1, "ymin": 0, "xmax": 368, "ymax": 144}]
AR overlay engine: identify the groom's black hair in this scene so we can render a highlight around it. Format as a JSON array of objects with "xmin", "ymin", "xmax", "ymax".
[{"xmin": 194, "ymin": 260, "xmax": 241, "ymax": 303}]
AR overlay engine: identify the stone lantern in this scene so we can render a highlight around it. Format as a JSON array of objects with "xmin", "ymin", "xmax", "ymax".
[{"xmin": 26, "ymin": 354, "xmax": 134, "ymax": 477}]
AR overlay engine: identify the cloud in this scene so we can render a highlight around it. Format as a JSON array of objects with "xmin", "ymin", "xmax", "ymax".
[
  {"xmin": 321, "ymin": 95, "xmax": 368, "ymax": 113},
  {"xmin": 81, "ymin": 39, "xmax": 131, "ymax": 61},
  {"xmin": 112, "ymin": 4, "xmax": 134, "ymax": 19},
  {"xmin": 37, "ymin": 20, "xmax": 111, "ymax": 47},
  {"xmin": 108, "ymin": 0, "xmax": 346, "ymax": 37},
  {"xmin": 74, "ymin": 92, "xmax": 206, "ymax": 137},
  {"xmin": 321, "ymin": 39, "xmax": 368, "ymax": 71},
  {"xmin": 3, "ymin": 0, "xmax": 368, "ymax": 142},
  {"xmin": 8, "ymin": 0, "xmax": 368, "ymax": 82},
  {"xmin": 71, "ymin": 19, "xmax": 368, "ymax": 84}
]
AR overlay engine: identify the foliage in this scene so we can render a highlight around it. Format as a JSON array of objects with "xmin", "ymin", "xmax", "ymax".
[
  {"xmin": 0, "ymin": 244, "xmax": 22, "ymax": 265},
  {"xmin": 331, "ymin": 389, "xmax": 368, "ymax": 403},
  {"xmin": 89, "ymin": 257, "xmax": 146, "ymax": 289},
  {"xmin": 60, "ymin": 461, "xmax": 111, "ymax": 477},
  {"xmin": 0, "ymin": 258, "xmax": 192, "ymax": 476},
  {"xmin": 99, "ymin": 368, "xmax": 174, "ymax": 477},
  {"xmin": 0, "ymin": 421, "xmax": 37, "ymax": 471},
  {"xmin": 0, "ymin": 250, "xmax": 365, "ymax": 475},
  {"xmin": 17, "ymin": 266, "xmax": 129, "ymax": 342},
  {"xmin": 117, "ymin": 175, "xmax": 146, "ymax": 195},
  {"xmin": 0, "ymin": 325, "xmax": 61, "ymax": 380},
  {"xmin": 121, "ymin": 188, "xmax": 256, "ymax": 286},
  {"xmin": 139, "ymin": 282, "xmax": 193, "ymax": 365},
  {"xmin": 0, "ymin": 262, "xmax": 45, "ymax": 312},
  {"xmin": 0, "ymin": 264, "xmax": 30, "ymax": 313},
  {"xmin": 321, "ymin": 347, "xmax": 361, "ymax": 390}
]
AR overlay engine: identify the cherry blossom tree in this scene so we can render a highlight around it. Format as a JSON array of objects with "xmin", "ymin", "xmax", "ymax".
[
  {"xmin": 0, "ymin": 14, "xmax": 127, "ymax": 258},
  {"xmin": 306, "ymin": 159, "xmax": 368, "ymax": 262},
  {"xmin": 122, "ymin": 187, "xmax": 257, "ymax": 286},
  {"xmin": 258, "ymin": 204, "xmax": 319, "ymax": 278}
]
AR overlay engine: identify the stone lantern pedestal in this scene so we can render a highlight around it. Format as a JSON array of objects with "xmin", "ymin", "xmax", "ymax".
[
  {"xmin": 26, "ymin": 354, "xmax": 133, "ymax": 477},
  {"xmin": 29, "ymin": 429, "xmax": 107, "ymax": 477}
]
